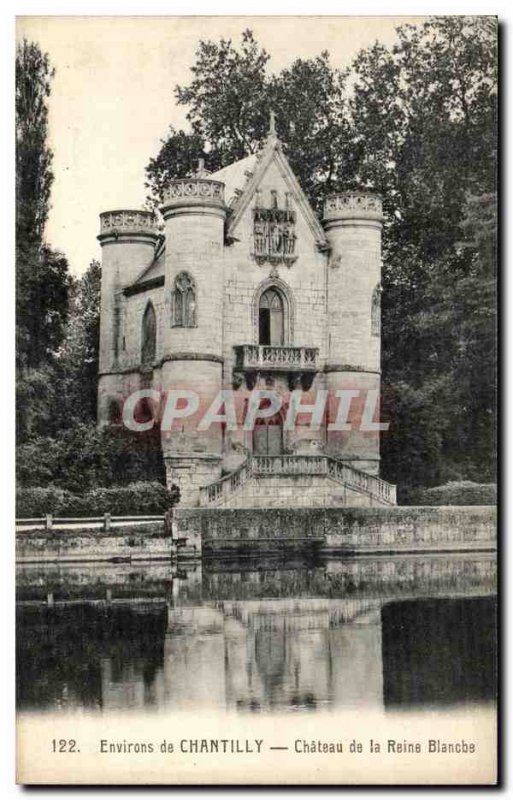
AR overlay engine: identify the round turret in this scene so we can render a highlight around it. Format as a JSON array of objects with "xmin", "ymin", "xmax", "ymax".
[
  {"xmin": 322, "ymin": 191, "xmax": 384, "ymax": 475},
  {"xmin": 159, "ymin": 178, "xmax": 228, "ymax": 503},
  {"xmin": 97, "ymin": 210, "xmax": 160, "ymax": 411}
]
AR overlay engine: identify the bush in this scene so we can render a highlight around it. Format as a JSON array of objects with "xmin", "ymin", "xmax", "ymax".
[
  {"xmin": 16, "ymin": 422, "xmax": 167, "ymax": 494},
  {"xmin": 16, "ymin": 482, "xmax": 179, "ymax": 517},
  {"xmin": 405, "ymin": 481, "xmax": 496, "ymax": 506},
  {"xmin": 16, "ymin": 486, "xmax": 76, "ymax": 517}
]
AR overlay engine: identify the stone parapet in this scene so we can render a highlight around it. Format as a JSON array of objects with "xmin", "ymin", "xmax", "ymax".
[
  {"xmin": 160, "ymin": 178, "xmax": 226, "ymax": 219},
  {"xmin": 323, "ymin": 192, "xmax": 384, "ymax": 227},
  {"xmin": 98, "ymin": 210, "xmax": 159, "ymax": 242}
]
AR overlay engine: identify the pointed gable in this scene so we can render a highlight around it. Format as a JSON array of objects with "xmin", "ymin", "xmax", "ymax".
[{"xmin": 214, "ymin": 136, "xmax": 327, "ymax": 248}]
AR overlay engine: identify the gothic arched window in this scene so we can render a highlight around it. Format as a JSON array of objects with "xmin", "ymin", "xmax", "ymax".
[
  {"xmin": 141, "ymin": 301, "xmax": 157, "ymax": 365},
  {"xmin": 371, "ymin": 284, "xmax": 381, "ymax": 337},
  {"xmin": 259, "ymin": 287, "xmax": 284, "ymax": 345},
  {"xmin": 172, "ymin": 272, "xmax": 196, "ymax": 327}
]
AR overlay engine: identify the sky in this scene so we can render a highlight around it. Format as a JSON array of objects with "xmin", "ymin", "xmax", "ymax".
[{"xmin": 16, "ymin": 16, "xmax": 426, "ymax": 276}]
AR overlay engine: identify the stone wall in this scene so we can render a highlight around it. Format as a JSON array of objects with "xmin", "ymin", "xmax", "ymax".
[
  {"xmin": 174, "ymin": 505, "xmax": 496, "ymax": 557},
  {"xmin": 16, "ymin": 523, "xmax": 173, "ymax": 563},
  {"xmin": 117, "ymin": 284, "xmax": 166, "ymax": 373}
]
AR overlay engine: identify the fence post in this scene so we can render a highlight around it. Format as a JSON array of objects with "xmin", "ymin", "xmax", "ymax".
[
  {"xmin": 47, "ymin": 592, "xmax": 54, "ymax": 606},
  {"xmin": 104, "ymin": 512, "xmax": 111, "ymax": 532},
  {"xmin": 106, "ymin": 589, "xmax": 112, "ymax": 604},
  {"xmin": 45, "ymin": 514, "xmax": 53, "ymax": 531}
]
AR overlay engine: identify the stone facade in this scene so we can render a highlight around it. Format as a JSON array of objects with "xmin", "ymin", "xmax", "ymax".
[{"xmin": 97, "ymin": 127, "xmax": 392, "ymax": 507}]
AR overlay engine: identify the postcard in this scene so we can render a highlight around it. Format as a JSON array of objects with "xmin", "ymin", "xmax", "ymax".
[{"xmin": 15, "ymin": 15, "xmax": 497, "ymax": 785}]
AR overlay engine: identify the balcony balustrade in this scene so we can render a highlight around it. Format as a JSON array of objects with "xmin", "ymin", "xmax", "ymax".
[
  {"xmin": 234, "ymin": 344, "xmax": 318, "ymax": 371},
  {"xmin": 199, "ymin": 455, "xmax": 397, "ymax": 507}
]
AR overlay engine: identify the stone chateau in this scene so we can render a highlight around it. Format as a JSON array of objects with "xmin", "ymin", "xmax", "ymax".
[{"xmin": 97, "ymin": 119, "xmax": 396, "ymax": 508}]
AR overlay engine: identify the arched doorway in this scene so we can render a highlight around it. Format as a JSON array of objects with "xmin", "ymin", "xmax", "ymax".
[
  {"xmin": 259, "ymin": 287, "xmax": 284, "ymax": 345},
  {"xmin": 253, "ymin": 412, "xmax": 283, "ymax": 455}
]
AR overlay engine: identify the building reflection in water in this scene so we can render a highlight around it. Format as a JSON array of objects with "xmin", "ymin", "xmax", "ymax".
[{"xmin": 16, "ymin": 554, "xmax": 496, "ymax": 714}]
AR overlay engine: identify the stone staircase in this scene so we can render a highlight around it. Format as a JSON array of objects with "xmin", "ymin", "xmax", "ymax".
[{"xmin": 198, "ymin": 455, "xmax": 396, "ymax": 508}]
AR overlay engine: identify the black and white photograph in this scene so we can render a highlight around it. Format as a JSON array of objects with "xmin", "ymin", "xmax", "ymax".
[{"xmin": 14, "ymin": 14, "xmax": 497, "ymax": 785}]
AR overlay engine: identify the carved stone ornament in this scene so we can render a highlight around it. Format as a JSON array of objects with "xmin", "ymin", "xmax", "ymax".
[
  {"xmin": 100, "ymin": 210, "xmax": 158, "ymax": 234},
  {"xmin": 252, "ymin": 206, "xmax": 297, "ymax": 266},
  {"xmin": 232, "ymin": 371, "xmax": 245, "ymax": 390},
  {"xmin": 163, "ymin": 179, "xmax": 225, "ymax": 204},
  {"xmin": 323, "ymin": 192, "xmax": 384, "ymax": 222}
]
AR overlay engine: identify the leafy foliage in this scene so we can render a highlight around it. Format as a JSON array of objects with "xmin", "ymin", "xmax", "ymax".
[
  {"xmin": 16, "ymin": 40, "xmax": 72, "ymax": 371},
  {"xmin": 16, "ymin": 423, "xmax": 167, "ymax": 494},
  {"xmin": 145, "ymin": 32, "xmax": 354, "ymax": 213},
  {"xmin": 176, "ymin": 29, "xmax": 270, "ymax": 159},
  {"xmin": 16, "ymin": 39, "xmax": 54, "ymax": 243},
  {"xmin": 351, "ymin": 18, "xmax": 497, "ymax": 487},
  {"xmin": 16, "ymin": 40, "xmax": 73, "ymax": 444},
  {"xmin": 16, "ymin": 482, "xmax": 179, "ymax": 517},
  {"xmin": 59, "ymin": 259, "xmax": 101, "ymax": 424},
  {"xmin": 16, "ymin": 242, "xmax": 72, "ymax": 370},
  {"xmin": 404, "ymin": 481, "xmax": 496, "ymax": 506},
  {"xmin": 15, "ymin": 42, "xmax": 167, "ymax": 497}
]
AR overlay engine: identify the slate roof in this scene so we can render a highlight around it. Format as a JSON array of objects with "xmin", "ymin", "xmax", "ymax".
[{"xmin": 210, "ymin": 153, "xmax": 259, "ymax": 207}]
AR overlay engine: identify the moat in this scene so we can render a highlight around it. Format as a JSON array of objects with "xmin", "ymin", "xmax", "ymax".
[{"xmin": 16, "ymin": 554, "xmax": 497, "ymax": 715}]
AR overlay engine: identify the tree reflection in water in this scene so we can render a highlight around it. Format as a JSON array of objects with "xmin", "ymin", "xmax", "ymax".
[{"xmin": 16, "ymin": 554, "xmax": 496, "ymax": 714}]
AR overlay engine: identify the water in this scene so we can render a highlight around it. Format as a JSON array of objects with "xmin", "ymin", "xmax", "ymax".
[{"xmin": 16, "ymin": 554, "xmax": 497, "ymax": 715}]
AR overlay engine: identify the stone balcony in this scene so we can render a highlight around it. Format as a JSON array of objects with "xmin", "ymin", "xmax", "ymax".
[{"xmin": 233, "ymin": 344, "xmax": 319, "ymax": 390}]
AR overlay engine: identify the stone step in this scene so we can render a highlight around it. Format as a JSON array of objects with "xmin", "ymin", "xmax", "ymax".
[{"xmin": 199, "ymin": 457, "xmax": 396, "ymax": 509}]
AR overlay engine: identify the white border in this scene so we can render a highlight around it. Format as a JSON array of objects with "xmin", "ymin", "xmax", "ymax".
[{"xmin": 1, "ymin": 4, "xmax": 508, "ymax": 798}]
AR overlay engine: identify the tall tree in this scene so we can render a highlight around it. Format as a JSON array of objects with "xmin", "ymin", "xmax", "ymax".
[
  {"xmin": 350, "ymin": 17, "xmax": 497, "ymax": 486},
  {"xmin": 16, "ymin": 39, "xmax": 54, "ymax": 243},
  {"xmin": 16, "ymin": 39, "xmax": 72, "ymax": 443},
  {"xmin": 176, "ymin": 29, "xmax": 270, "ymax": 158},
  {"xmin": 145, "ymin": 31, "xmax": 353, "ymax": 212},
  {"xmin": 267, "ymin": 53, "xmax": 354, "ymax": 211},
  {"xmin": 59, "ymin": 259, "xmax": 101, "ymax": 425},
  {"xmin": 16, "ymin": 242, "xmax": 71, "ymax": 368}
]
